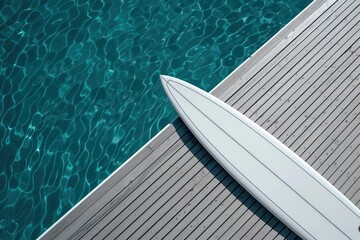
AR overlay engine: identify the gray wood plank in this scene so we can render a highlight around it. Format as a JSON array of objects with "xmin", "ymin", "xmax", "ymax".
[
  {"xmin": 137, "ymin": 156, "xmax": 219, "ymax": 239},
  {"xmin": 230, "ymin": 207, "xmax": 270, "ymax": 239},
  {"xmin": 295, "ymin": 63, "xmax": 360, "ymax": 168},
  {"xmin": 254, "ymin": 2, "xmax": 360, "ymax": 134},
  {"xmin": 300, "ymin": 69, "xmax": 360, "ymax": 166},
  {"xmin": 77, "ymin": 131, "xmax": 198, "ymax": 239},
  {"xmin": 328, "ymin": 130, "xmax": 360, "ymax": 187},
  {"xmin": 148, "ymin": 163, "xmax": 224, "ymax": 240},
  {"xmin": 235, "ymin": 0, "xmax": 356, "ymax": 116},
  {"xmin": 251, "ymin": 3, "xmax": 357, "ymax": 129},
  {"xmin": 347, "ymin": 172, "xmax": 360, "ymax": 200},
  {"xmin": 47, "ymin": 122, "xmax": 187, "ymax": 240},
  {"xmin": 183, "ymin": 184, "xmax": 244, "ymax": 240},
  {"xmin": 266, "ymin": 25, "xmax": 360, "ymax": 144},
  {"xmin": 241, "ymin": 211, "xmax": 274, "ymax": 239},
  {"xmin": 324, "ymin": 131, "xmax": 360, "ymax": 183},
  {"xmin": 125, "ymin": 161, "xmax": 226, "ymax": 239},
  {"xmin": 197, "ymin": 186, "xmax": 249, "ymax": 239},
  {"xmin": 264, "ymin": 221, "xmax": 287, "ymax": 240},
  {"xmin": 225, "ymin": 0, "xmax": 349, "ymax": 109},
  {"xmin": 316, "ymin": 104, "xmax": 360, "ymax": 175},
  {"xmin": 220, "ymin": 200, "xmax": 263, "ymax": 239},
  {"xmin": 96, "ymin": 148, "xmax": 213, "ymax": 239},
  {"xmin": 65, "ymin": 124, "xmax": 191, "ymax": 239},
  {"xmin": 275, "ymin": 32, "xmax": 360, "ymax": 150},
  {"xmin": 289, "ymin": 48, "xmax": 360, "ymax": 156},
  {"xmin": 161, "ymin": 170, "xmax": 231, "ymax": 240},
  {"xmin": 351, "ymin": 188, "xmax": 360, "ymax": 206},
  {"xmin": 253, "ymin": 217, "xmax": 282, "ymax": 240},
  {"xmin": 208, "ymin": 193, "xmax": 256, "ymax": 239},
  {"xmin": 170, "ymin": 179, "xmax": 238, "ymax": 240},
  {"xmin": 274, "ymin": 227, "xmax": 292, "ymax": 240},
  {"xmin": 211, "ymin": 0, "xmax": 329, "ymax": 99},
  {"xmin": 219, "ymin": 0, "xmax": 341, "ymax": 104},
  {"xmin": 340, "ymin": 158, "xmax": 360, "ymax": 195}
]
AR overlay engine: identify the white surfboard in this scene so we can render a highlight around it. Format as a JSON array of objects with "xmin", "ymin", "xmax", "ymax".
[{"xmin": 160, "ymin": 75, "xmax": 360, "ymax": 240}]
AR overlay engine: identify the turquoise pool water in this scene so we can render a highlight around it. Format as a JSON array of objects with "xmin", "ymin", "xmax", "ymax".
[{"xmin": 0, "ymin": 0, "xmax": 312, "ymax": 239}]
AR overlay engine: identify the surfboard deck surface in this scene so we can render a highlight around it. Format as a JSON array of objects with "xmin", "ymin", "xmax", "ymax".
[{"xmin": 160, "ymin": 75, "xmax": 360, "ymax": 240}]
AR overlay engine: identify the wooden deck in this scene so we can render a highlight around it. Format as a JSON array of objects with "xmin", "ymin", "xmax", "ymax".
[{"xmin": 39, "ymin": 0, "xmax": 360, "ymax": 239}]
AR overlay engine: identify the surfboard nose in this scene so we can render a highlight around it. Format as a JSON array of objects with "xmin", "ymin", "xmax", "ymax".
[
  {"xmin": 160, "ymin": 75, "xmax": 173, "ymax": 93},
  {"xmin": 160, "ymin": 75, "xmax": 170, "ymax": 85}
]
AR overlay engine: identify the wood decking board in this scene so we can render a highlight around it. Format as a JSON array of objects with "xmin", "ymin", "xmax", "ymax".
[
  {"xmin": 111, "ymin": 155, "xmax": 220, "ymax": 239},
  {"xmin": 83, "ymin": 139, "xmax": 209, "ymax": 239},
  {"xmin": 39, "ymin": 0, "xmax": 359, "ymax": 239},
  {"xmin": 246, "ymin": 1, "xmax": 358, "ymax": 132},
  {"xmin": 264, "ymin": 20, "xmax": 359, "ymax": 139},
  {"xmin": 215, "ymin": 0, "xmax": 334, "ymax": 103},
  {"xmin": 324, "ymin": 130, "xmax": 360, "ymax": 181},
  {"xmin": 52, "ymin": 121, "xmax": 191, "ymax": 239},
  {"xmin": 223, "ymin": 0, "xmax": 344, "ymax": 107},
  {"xmin": 161, "ymin": 178, "xmax": 237, "ymax": 239},
  {"xmin": 239, "ymin": 0, "xmax": 354, "ymax": 122},
  {"xmin": 287, "ymin": 51, "xmax": 360, "ymax": 154},
  {"xmin": 179, "ymin": 183, "xmax": 243, "ymax": 240},
  {"xmin": 144, "ymin": 163, "xmax": 224, "ymax": 240},
  {"xmin": 315, "ymin": 102, "xmax": 360, "ymax": 172},
  {"xmin": 87, "ymin": 144, "xmax": 204, "ymax": 239},
  {"xmin": 194, "ymin": 187, "xmax": 252, "ymax": 239},
  {"xmin": 155, "ymin": 170, "xmax": 230, "ymax": 240},
  {"xmin": 328, "ymin": 131, "xmax": 360, "ymax": 186},
  {"xmin": 137, "ymin": 156, "xmax": 220, "ymax": 239},
  {"xmin": 284, "ymin": 44, "xmax": 360, "ymax": 164}
]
